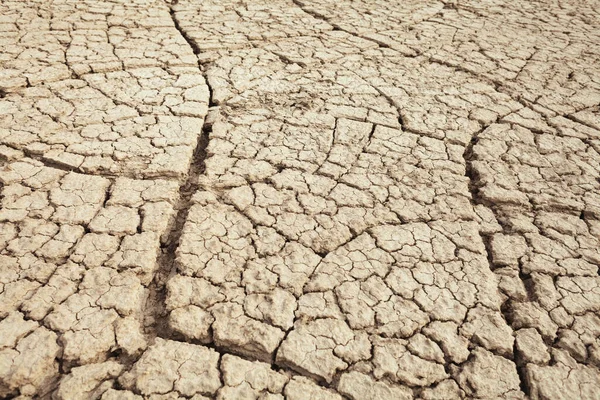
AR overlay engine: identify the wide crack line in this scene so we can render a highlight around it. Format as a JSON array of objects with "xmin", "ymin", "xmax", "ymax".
[
  {"xmin": 462, "ymin": 122, "xmax": 532, "ymax": 397},
  {"xmin": 144, "ymin": 3, "xmax": 327, "ymax": 383},
  {"xmin": 143, "ymin": 3, "xmax": 215, "ymax": 340}
]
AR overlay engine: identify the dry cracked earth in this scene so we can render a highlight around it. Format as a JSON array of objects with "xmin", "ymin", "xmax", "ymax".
[{"xmin": 1, "ymin": 0, "xmax": 600, "ymax": 399}]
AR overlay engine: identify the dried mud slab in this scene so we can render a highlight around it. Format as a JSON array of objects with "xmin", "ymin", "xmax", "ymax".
[{"xmin": 1, "ymin": 0, "xmax": 600, "ymax": 398}]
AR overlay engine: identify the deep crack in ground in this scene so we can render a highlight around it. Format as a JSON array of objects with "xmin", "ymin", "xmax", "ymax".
[{"xmin": 1, "ymin": 0, "xmax": 600, "ymax": 399}]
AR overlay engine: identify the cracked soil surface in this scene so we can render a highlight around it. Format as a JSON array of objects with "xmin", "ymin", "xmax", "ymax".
[{"xmin": 1, "ymin": 0, "xmax": 600, "ymax": 399}]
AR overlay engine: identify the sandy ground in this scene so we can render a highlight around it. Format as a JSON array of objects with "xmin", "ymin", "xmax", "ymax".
[{"xmin": 1, "ymin": 0, "xmax": 600, "ymax": 398}]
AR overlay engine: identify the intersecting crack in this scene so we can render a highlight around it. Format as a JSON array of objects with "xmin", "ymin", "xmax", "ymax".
[{"xmin": 2, "ymin": 0, "xmax": 600, "ymax": 399}]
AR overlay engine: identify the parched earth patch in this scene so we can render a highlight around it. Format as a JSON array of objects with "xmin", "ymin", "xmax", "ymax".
[{"xmin": 1, "ymin": 0, "xmax": 600, "ymax": 399}]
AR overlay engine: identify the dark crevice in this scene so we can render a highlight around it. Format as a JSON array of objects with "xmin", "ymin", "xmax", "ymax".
[
  {"xmin": 272, "ymin": 325, "xmax": 295, "ymax": 367},
  {"xmin": 514, "ymin": 340, "xmax": 532, "ymax": 395},
  {"xmin": 143, "ymin": 6, "xmax": 215, "ymax": 341},
  {"xmin": 170, "ymin": 6, "xmax": 216, "ymax": 108},
  {"xmin": 463, "ymin": 128, "xmax": 485, "ymax": 209},
  {"xmin": 144, "ymin": 108, "xmax": 212, "ymax": 339},
  {"xmin": 397, "ymin": 112, "xmax": 407, "ymax": 130},
  {"xmin": 170, "ymin": 6, "xmax": 201, "ymax": 56},
  {"xmin": 463, "ymin": 124, "xmax": 533, "ymax": 396}
]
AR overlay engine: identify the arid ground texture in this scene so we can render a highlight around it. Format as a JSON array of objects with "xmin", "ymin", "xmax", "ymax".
[{"xmin": 1, "ymin": 0, "xmax": 600, "ymax": 399}]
